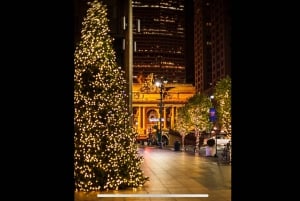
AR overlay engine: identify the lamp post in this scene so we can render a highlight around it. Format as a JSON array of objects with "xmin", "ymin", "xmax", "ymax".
[
  {"xmin": 155, "ymin": 77, "xmax": 167, "ymax": 149},
  {"xmin": 209, "ymin": 95, "xmax": 218, "ymax": 157},
  {"xmin": 213, "ymin": 126, "xmax": 218, "ymax": 157}
]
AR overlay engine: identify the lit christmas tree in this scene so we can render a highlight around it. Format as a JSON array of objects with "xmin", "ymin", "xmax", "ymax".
[{"xmin": 74, "ymin": 0, "xmax": 148, "ymax": 192}]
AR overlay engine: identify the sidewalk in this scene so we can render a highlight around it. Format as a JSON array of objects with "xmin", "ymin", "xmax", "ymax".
[
  {"xmin": 162, "ymin": 144, "xmax": 231, "ymax": 165},
  {"xmin": 75, "ymin": 145, "xmax": 231, "ymax": 201}
]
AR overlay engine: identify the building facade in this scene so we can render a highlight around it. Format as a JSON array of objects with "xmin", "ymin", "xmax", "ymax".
[
  {"xmin": 194, "ymin": 0, "xmax": 231, "ymax": 94},
  {"xmin": 132, "ymin": 73, "xmax": 195, "ymax": 145},
  {"xmin": 132, "ymin": 0, "xmax": 186, "ymax": 84}
]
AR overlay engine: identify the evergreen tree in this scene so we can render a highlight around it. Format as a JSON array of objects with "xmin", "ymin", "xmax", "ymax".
[{"xmin": 74, "ymin": 0, "xmax": 148, "ymax": 192}]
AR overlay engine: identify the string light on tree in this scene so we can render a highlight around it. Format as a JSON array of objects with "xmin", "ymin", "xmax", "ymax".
[{"xmin": 74, "ymin": 0, "xmax": 148, "ymax": 192}]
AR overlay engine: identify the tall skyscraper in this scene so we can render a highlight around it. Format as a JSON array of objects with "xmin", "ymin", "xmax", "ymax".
[
  {"xmin": 75, "ymin": 0, "xmax": 231, "ymax": 91},
  {"xmin": 132, "ymin": 0, "xmax": 186, "ymax": 84},
  {"xmin": 75, "ymin": 0, "xmax": 194, "ymax": 84},
  {"xmin": 194, "ymin": 0, "xmax": 231, "ymax": 93}
]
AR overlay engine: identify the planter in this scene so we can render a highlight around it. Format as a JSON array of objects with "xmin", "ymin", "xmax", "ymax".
[{"xmin": 205, "ymin": 145, "xmax": 216, "ymax": 156}]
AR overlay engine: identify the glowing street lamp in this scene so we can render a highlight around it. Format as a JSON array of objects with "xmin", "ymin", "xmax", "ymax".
[{"xmin": 155, "ymin": 77, "xmax": 167, "ymax": 148}]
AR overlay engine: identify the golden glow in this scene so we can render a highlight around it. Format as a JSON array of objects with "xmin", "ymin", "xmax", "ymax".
[{"xmin": 74, "ymin": 0, "xmax": 148, "ymax": 192}]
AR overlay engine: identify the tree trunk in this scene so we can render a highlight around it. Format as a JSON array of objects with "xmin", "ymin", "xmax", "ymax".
[
  {"xmin": 195, "ymin": 128, "xmax": 200, "ymax": 154},
  {"xmin": 181, "ymin": 135, "xmax": 185, "ymax": 151}
]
